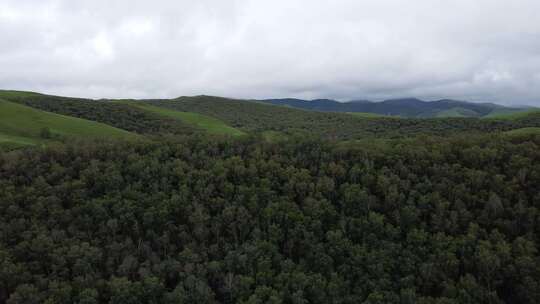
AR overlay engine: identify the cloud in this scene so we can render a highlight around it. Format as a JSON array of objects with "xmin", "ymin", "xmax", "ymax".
[{"xmin": 0, "ymin": 0, "xmax": 539, "ymax": 105}]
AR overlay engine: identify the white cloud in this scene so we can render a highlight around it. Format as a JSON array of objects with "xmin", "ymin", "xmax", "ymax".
[
  {"xmin": 91, "ymin": 33, "xmax": 114, "ymax": 60},
  {"xmin": 0, "ymin": 0, "xmax": 539, "ymax": 105},
  {"xmin": 119, "ymin": 18, "xmax": 155, "ymax": 37}
]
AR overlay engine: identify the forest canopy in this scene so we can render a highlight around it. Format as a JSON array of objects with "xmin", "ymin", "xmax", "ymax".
[{"xmin": 1, "ymin": 132, "xmax": 539, "ymax": 303}]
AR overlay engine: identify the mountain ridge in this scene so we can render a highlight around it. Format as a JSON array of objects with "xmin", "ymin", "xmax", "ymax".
[{"xmin": 262, "ymin": 97, "xmax": 534, "ymax": 118}]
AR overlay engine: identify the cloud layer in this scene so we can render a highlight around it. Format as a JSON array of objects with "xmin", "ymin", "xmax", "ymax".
[{"xmin": 1, "ymin": 0, "xmax": 539, "ymax": 105}]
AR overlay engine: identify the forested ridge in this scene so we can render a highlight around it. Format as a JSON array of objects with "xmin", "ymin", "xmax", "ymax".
[
  {"xmin": 1, "ymin": 133, "xmax": 539, "ymax": 303},
  {"xmin": 3, "ymin": 91, "xmax": 540, "ymax": 140}
]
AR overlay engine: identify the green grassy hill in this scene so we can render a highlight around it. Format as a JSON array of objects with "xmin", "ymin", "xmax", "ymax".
[
  {"xmin": 0, "ymin": 90, "xmax": 197, "ymax": 136},
  {"xmin": 434, "ymin": 107, "xmax": 480, "ymax": 118},
  {"xmin": 147, "ymin": 96, "xmax": 534, "ymax": 139},
  {"xmin": 2, "ymin": 90, "xmax": 540, "ymax": 142},
  {"xmin": 0, "ymin": 99, "xmax": 138, "ymax": 147},
  {"xmin": 504, "ymin": 127, "xmax": 540, "ymax": 136},
  {"xmin": 126, "ymin": 102, "xmax": 245, "ymax": 136},
  {"xmin": 484, "ymin": 109, "xmax": 540, "ymax": 120},
  {"xmin": 0, "ymin": 90, "xmax": 43, "ymax": 99},
  {"xmin": 347, "ymin": 112, "xmax": 387, "ymax": 118},
  {"xmin": 0, "ymin": 133, "xmax": 41, "ymax": 148}
]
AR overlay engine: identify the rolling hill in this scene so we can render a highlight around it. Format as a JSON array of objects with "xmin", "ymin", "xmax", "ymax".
[
  {"xmin": 0, "ymin": 90, "xmax": 246, "ymax": 137},
  {"xmin": 2, "ymin": 90, "xmax": 540, "ymax": 143},
  {"xmin": 0, "ymin": 98, "xmax": 138, "ymax": 147},
  {"xmin": 124, "ymin": 102, "xmax": 245, "ymax": 136},
  {"xmin": 434, "ymin": 107, "xmax": 480, "ymax": 118},
  {"xmin": 0, "ymin": 90, "xmax": 198, "ymax": 136},
  {"xmin": 504, "ymin": 127, "xmax": 540, "ymax": 137},
  {"xmin": 347, "ymin": 112, "xmax": 388, "ymax": 118},
  {"xmin": 263, "ymin": 97, "xmax": 531, "ymax": 118},
  {"xmin": 146, "ymin": 95, "xmax": 537, "ymax": 139},
  {"xmin": 484, "ymin": 109, "xmax": 540, "ymax": 120}
]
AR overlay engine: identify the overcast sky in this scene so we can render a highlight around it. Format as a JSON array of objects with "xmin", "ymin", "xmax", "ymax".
[{"xmin": 1, "ymin": 0, "xmax": 539, "ymax": 105}]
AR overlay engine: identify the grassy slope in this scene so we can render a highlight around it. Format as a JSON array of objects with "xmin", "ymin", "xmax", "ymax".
[
  {"xmin": 347, "ymin": 112, "xmax": 387, "ymax": 118},
  {"xmin": 504, "ymin": 127, "xmax": 540, "ymax": 136},
  {"xmin": 127, "ymin": 102, "xmax": 245, "ymax": 136},
  {"xmin": 0, "ymin": 99, "xmax": 138, "ymax": 145},
  {"xmin": 261, "ymin": 130, "xmax": 287, "ymax": 142},
  {"xmin": 484, "ymin": 109, "xmax": 540, "ymax": 120},
  {"xmin": 0, "ymin": 133, "xmax": 41, "ymax": 149},
  {"xmin": 0, "ymin": 90, "xmax": 43, "ymax": 99},
  {"xmin": 435, "ymin": 107, "xmax": 479, "ymax": 118},
  {"xmin": 0, "ymin": 92, "xmax": 198, "ymax": 136}
]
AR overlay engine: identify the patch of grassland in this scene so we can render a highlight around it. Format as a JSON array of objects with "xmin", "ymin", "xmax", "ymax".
[
  {"xmin": 504, "ymin": 127, "xmax": 540, "ymax": 136},
  {"xmin": 261, "ymin": 130, "xmax": 287, "ymax": 142},
  {"xmin": 485, "ymin": 109, "xmax": 540, "ymax": 120},
  {"xmin": 435, "ymin": 107, "xmax": 479, "ymax": 118},
  {"xmin": 127, "ymin": 102, "xmax": 245, "ymax": 136},
  {"xmin": 0, "ymin": 89, "xmax": 43, "ymax": 99},
  {"xmin": 347, "ymin": 112, "xmax": 387, "ymax": 118},
  {"xmin": 0, "ymin": 99, "xmax": 139, "ymax": 144}
]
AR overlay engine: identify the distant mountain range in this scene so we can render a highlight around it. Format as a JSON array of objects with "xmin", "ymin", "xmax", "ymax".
[{"xmin": 262, "ymin": 98, "xmax": 535, "ymax": 118}]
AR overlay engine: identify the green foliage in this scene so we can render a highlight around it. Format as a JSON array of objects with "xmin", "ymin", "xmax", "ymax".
[
  {"xmin": 0, "ymin": 134, "xmax": 539, "ymax": 303},
  {"xmin": 126, "ymin": 102, "xmax": 245, "ymax": 136},
  {"xmin": 4, "ymin": 91, "xmax": 540, "ymax": 141},
  {"xmin": 504, "ymin": 127, "xmax": 540, "ymax": 137},
  {"xmin": 0, "ymin": 89, "xmax": 42, "ymax": 99},
  {"xmin": 0, "ymin": 133, "xmax": 40, "ymax": 147},
  {"xmin": 1, "ymin": 90, "xmax": 540, "ymax": 303},
  {"xmin": 0, "ymin": 99, "xmax": 138, "ymax": 144},
  {"xmin": 434, "ymin": 107, "xmax": 480, "ymax": 118},
  {"xmin": 260, "ymin": 130, "xmax": 287, "ymax": 142},
  {"xmin": 39, "ymin": 127, "xmax": 52, "ymax": 139},
  {"xmin": 347, "ymin": 112, "xmax": 388, "ymax": 118},
  {"xmin": 147, "ymin": 96, "xmax": 540, "ymax": 139},
  {"xmin": 485, "ymin": 109, "xmax": 540, "ymax": 120},
  {"xmin": 0, "ymin": 94, "xmax": 196, "ymax": 136},
  {"xmin": 263, "ymin": 97, "xmax": 510, "ymax": 118}
]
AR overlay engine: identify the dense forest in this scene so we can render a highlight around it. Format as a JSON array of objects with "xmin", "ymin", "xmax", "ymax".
[
  {"xmin": 148, "ymin": 97, "xmax": 540, "ymax": 139},
  {"xmin": 1, "ymin": 132, "xmax": 539, "ymax": 303}
]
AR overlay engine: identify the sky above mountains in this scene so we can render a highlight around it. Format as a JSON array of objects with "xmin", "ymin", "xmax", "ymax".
[{"xmin": 1, "ymin": 0, "xmax": 539, "ymax": 105}]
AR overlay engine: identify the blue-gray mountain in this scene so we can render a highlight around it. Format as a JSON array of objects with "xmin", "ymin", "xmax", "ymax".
[{"xmin": 262, "ymin": 98, "xmax": 534, "ymax": 118}]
